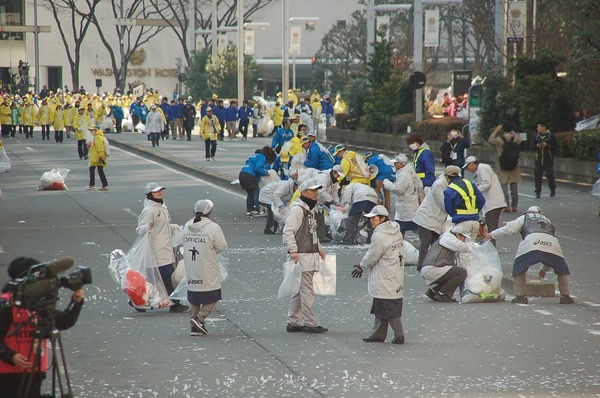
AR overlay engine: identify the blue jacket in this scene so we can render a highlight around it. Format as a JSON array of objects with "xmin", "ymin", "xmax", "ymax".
[
  {"xmin": 175, "ymin": 103, "xmax": 184, "ymax": 119},
  {"xmin": 129, "ymin": 102, "xmax": 141, "ymax": 117},
  {"xmin": 225, "ymin": 106, "xmax": 238, "ymax": 122},
  {"xmin": 241, "ymin": 153, "xmax": 270, "ymax": 180},
  {"xmin": 200, "ymin": 103, "xmax": 208, "ymax": 119},
  {"xmin": 160, "ymin": 103, "xmax": 175, "ymax": 121},
  {"xmin": 271, "ymin": 127, "xmax": 294, "ymax": 149},
  {"xmin": 110, "ymin": 105, "xmax": 124, "ymax": 120},
  {"xmin": 272, "ymin": 155, "xmax": 292, "ymax": 180},
  {"xmin": 238, "ymin": 105, "xmax": 253, "ymax": 121},
  {"xmin": 321, "ymin": 101, "xmax": 334, "ymax": 116},
  {"xmin": 368, "ymin": 155, "xmax": 395, "ymax": 181},
  {"xmin": 443, "ymin": 177, "xmax": 486, "ymax": 224},
  {"xmin": 304, "ymin": 141, "xmax": 334, "ymax": 170},
  {"xmin": 139, "ymin": 104, "xmax": 149, "ymax": 123},
  {"xmin": 213, "ymin": 105, "xmax": 226, "ymax": 125},
  {"xmin": 413, "ymin": 146, "xmax": 436, "ymax": 187}
]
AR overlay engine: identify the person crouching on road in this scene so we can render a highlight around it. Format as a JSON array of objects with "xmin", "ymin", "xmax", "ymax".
[
  {"xmin": 183, "ymin": 200, "xmax": 228, "ymax": 336},
  {"xmin": 420, "ymin": 225, "xmax": 473, "ymax": 302},
  {"xmin": 351, "ymin": 205, "xmax": 405, "ymax": 344},
  {"xmin": 283, "ymin": 179, "xmax": 328, "ymax": 334},
  {"xmin": 487, "ymin": 206, "xmax": 574, "ymax": 305}
]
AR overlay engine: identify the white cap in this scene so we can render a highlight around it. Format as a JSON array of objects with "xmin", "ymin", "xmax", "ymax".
[
  {"xmin": 393, "ymin": 154, "xmax": 409, "ymax": 164},
  {"xmin": 462, "ymin": 155, "xmax": 478, "ymax": 169},
  {"xmin": 526, "ymin": 205, "xmax": 542, "ymax": 214},
  {"xmin": 307, "ymin": 131, "xmax": 316, "ymax": 137},
  {"xmin": 194, "ymin": 199, "xmax": 214, "ymax": 215},
  {"xmin": 364, "ymin": 205, "xmax": 389, "ymax": 218},
  {"xmin": 332, "ymin": 165, "xmax": 345, "ymax": 178},
  {"xmin": 299, "ymin": 178, "xmax": 322, "ymax": 192},
  {"xmin": 144, "ymin": 182, "xmax": 165, "ymax": 194},
  {"xmin": 451, "ymin": 224, "xmax": 468, "ymax": 235}
]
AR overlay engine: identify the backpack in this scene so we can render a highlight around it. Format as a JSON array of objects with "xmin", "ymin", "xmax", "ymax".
[{"xmin": 499, "ymin": 136, "xmax": 520, "ymax": 171}]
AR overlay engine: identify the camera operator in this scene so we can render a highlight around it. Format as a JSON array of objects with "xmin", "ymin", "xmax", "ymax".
[{"xmin": 0, "ymin": 257, "xmax": 85, "ymax": 398}]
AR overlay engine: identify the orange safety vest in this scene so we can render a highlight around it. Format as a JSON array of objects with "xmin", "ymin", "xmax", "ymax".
[{"xmin": 0, "ymin": 293, "xmax": 48, "ymax": 373}]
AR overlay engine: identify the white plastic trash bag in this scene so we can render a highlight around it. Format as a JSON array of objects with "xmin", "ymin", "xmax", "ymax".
[
  {"xmin": 592, "ymin": 178, "xmax": 600, "ymax": 198},
  {"xmin": 272, "ymin": 203, "xmax": 288, "ymax": 225},
  {"xmin": 119, "ymin": 235, "xmax": 172, "ymax": 310},
  {"xmin": 403, "ymin": 241, "xmax": 419, "ymax": 266},
  {"xmin": 328, "ymin": 207, "xmax": 348, "ymax": 242},
  {"xmin": 0, "ymin": 145, "xmax": 11, "ymax": 173},
  {"xmin": 462, "ymin": 241, "xmax": 506, "ymax": 303},
  {"xmin": 100, "ymin": 116, "xmax": 113, "ymax": 132},
  {"xmin": 170, "ymin": 224, "xmax": 183, "ymax": 247},
  {"xmin": 219, "ymin": 253, "xmax": 229, "ymax": 282},
  {"xmin": 314, "ymin": 254, "xmax": 336, "ymax": 296},
  {"xmin": 277, "ymin": 260, "xmax": 301, "ymax": 299},
  {"xmin": 37, "ymin": 168, "xmax": 70, "ymax": 191}
]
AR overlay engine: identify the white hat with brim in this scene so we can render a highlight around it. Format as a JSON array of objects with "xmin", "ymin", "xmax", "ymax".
[
  {"xmin": 332, "ymin": 165, "xmax": 345, "ymax": 178},
  {"xmin": 145, "ymin": 182, "xmax": 165, "ymax": 194},
  {"xmin": 195, "ymin": 199, "xmax": 214, "ymax": 215},
  {"xmin": 451, "ymin": 224, "xmax": 468, "ymax": 235},
  {"xmin": 462, "ymin": 155, "xmax": 478, "ymax": 169},
  {"xmin": 299, "ymin": 178, "xmax": 322, "ymax": 192},
  {"xmin": 392, "ymin": 154, "xmax": 409, "ymax": 164},
  {"xmin": 364, "ymin": 205, "xmax": 389, "ymax": 218}
]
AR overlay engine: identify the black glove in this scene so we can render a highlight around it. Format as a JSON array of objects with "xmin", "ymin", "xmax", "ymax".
[{"xmin": 351, "ymin": 265, "xmax": 363, "ymax": 278}]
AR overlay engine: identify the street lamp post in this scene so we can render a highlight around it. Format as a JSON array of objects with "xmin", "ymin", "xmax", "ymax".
[
  {"xmin": 237, "ymin": 0, "xmax": 244, "ymax": 103},
  {"xmin": 289, "ymin": 17, "xmax": 319, "ymax": 93}
]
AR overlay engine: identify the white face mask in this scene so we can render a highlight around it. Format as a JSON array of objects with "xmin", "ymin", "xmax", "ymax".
[{"xmin": 409, "ymin": 143, "xmax": 419, "ymax": 151}]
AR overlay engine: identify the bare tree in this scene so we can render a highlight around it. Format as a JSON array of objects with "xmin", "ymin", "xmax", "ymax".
[
  {"xmin": 89, "ymin": 0, "xmax": 167, "ymax": 92},
  {"xmin": 147, "ymin": 0, "xmax": 274, "ymax": 65},
  {"xmin": 40, "ymin": 0, "xmax": 101, "ymax": 90}
]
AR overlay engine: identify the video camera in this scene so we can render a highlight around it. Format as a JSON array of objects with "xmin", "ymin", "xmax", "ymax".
[{"xmin": 6, "ymin": 257, "xmax": 92, "ymax": 312}]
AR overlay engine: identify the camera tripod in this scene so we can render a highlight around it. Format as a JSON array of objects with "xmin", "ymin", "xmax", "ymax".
[{"xmin": 19, "ymin": 312, "xmax": 74, "ymax": 398}]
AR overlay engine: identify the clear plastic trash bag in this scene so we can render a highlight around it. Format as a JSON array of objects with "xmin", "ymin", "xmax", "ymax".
[
  {"xmin": 0, "ymin": 147, "xmax": 11, "ymax": 173},
  {"xmin": 461, "ymin": 241, "xmax": 506, "ymax": 303},
  {"xmin": 277, "ymin": 260, "xmax": 301, "ymax": 299},
  {"xmin": 37, "ymin": 168, "xmax": 70, "ymax": 191}
]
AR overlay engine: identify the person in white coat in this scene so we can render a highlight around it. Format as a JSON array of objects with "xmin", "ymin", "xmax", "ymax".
[
  {"xmin": 383, "ymin": 153, "xmax": 423, "ymax": 236},
  {"xmin": 282, "ymin": 178, "xmax": 327, "ymax": 334},
  {"xmin": 463, "ymin": 156, "xmax": 506, "ymax": 244},
  {"xmin": 184, "ymin": 199, "xmax": 228, "ymax": 335},
  {"xmin": 420, "ymin": 225, "xmax": 473, "ymax": 302},
  {"xmin": 136, "ymin": 182, "xmax": 188, "ymax": 313},
  {"xmin": 413, "ymin": 174, "xmax": 449, "ymax": 270},
  {"xmin": 313, "ymin": 165, "xmax": 344, "ymax": 241},
  {"xmin": 487, "ymin": 206, "xmax": 574, "ymax": 305},
  {"xmin": 146, "ymin": 105, "xmax": 165, "ymax": 148},
  {"xmin": 340, "ymin": 182, "xmax": 379, "ymax": 245},
  {"xmin": 351, "ymin": 206, "xmax": 405, "ymax": 344}
]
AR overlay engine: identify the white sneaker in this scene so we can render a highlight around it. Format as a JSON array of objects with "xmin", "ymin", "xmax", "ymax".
[{"xmin": 85, "ymin": 186, "xmax": 96, "ymax": 191}]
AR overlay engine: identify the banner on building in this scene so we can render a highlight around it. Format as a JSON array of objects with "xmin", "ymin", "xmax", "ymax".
[
  {"xmin": 423, "ymin": 9, "xmax": 440, "ymax": 48},
  {"xmin": 506, "ymin": 0, "xmax": 527, "ymax": 42},
  {"xmin": 290, "ymin": 25, "xmax": 301, "ymax": 55},
  {"xmin": 376, "ymin": 16, "xmax": 390, "ymax": 43},
  {"xmin": 244, "ymin": 30, "xmax": 255, "ymax": 55}
]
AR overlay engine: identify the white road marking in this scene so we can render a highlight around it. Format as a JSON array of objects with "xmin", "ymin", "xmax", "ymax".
[
  {"xmin": 582, "ymin": 301, "xmax": 600, "ymax": 307},
  {"xmin": 586, "ymin": 329, "xmax": 600, "ymax": 336},
  {"xmin": 26, "ymin": 146, "xmax": 34, "ymax": 151},
  {"xmin": 123, "ymin": 208, "xmax": 139, "ymax": 218},
  {"xmin": 558, "ymin": 319, "xmax": 578, "ymax": 326},
  {"xmin": 112, "ymin": 146, "xmax": 245, "ymax": 199},
  {"xmin": 534, "ymin": 309, "xmax": 554, "ymax": 316}
]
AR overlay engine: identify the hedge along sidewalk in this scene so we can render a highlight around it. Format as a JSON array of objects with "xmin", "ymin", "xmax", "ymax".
[{"xmin": 326, "ymin": 128, "xmax": 597, "ymax": 186}]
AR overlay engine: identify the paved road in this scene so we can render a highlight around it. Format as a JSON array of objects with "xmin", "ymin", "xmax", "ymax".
[{"xmin": 1, "ymin": 131, "xmax": 599, "ymax": 397}]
